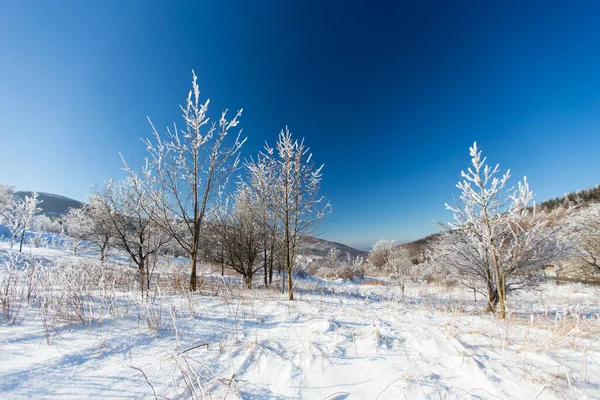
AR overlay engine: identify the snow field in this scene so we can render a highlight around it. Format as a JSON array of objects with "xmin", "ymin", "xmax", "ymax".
[{"xmin": 1, "ymin": 244, "xmax": 599, "ymax": 399}]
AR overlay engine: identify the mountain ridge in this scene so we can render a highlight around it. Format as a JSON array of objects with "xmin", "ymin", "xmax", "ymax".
[{"xmin": 15, "ymin": 191, "xmax": 84, "ymax": 217}]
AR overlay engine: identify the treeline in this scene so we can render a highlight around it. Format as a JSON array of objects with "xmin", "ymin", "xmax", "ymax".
[{"xmin": 538, "ymin": 184, "xmax": 600, "ymax": 211}]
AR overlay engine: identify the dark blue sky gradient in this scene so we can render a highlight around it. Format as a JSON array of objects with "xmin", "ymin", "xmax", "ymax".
[{"xmin": 2, "ymin": 1, "xmax": 600, "ymax": 246}]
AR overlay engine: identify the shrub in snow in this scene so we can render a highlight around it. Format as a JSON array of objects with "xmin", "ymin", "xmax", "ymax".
[
  {"xmin": 0, "ymin": 252, "xmax": 41, "ymax": 324},
  {"xmin": 369, "ymin": 240, "xmax": 414, "ymax": 298}
]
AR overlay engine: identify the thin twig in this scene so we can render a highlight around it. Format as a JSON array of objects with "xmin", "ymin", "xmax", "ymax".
[
  {"xmin": 178, "ymin": 342, "xmax": 209, "ymax": 355},
  {"xmin": 130, "ymin": 365, "xmax": 168, "ymax": 400},
  {"xmin": 322, "ymin": 391, "xmax": 350, "ymax": 399}
]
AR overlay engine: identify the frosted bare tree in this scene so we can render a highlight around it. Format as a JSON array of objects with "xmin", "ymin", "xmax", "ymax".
[
  {"xmin": 570, "ymin": 203, "xmax": 600, "ymax": 275},
  {"xmin": 429, "ymin": 230, "xmax": 498, "ymax": 307},
  {"xmin": 0, "ymin": 184, "xmax": 15, "ymax": 240},
  {"xmin": 246, "ymin": 127, "xmax": 331, "ymax": 300},
  {"xmin": 386, "ymin": 248, "xmax": 413, "ymax": 299},
  {"xmin": 63, "ymin": 206, "xmax": 88, "ymax": 255},
  {"xmin": 92, "ymin": 176, "xmax": 170, "ymax": 299},
  {"xmin": 326, "ymin": 247, "xmax": 341, "ymax": 269},
  {"xmin": 259, "ymin": 194, "xmax": 280, "ymax": 287},
  {"xmin": 246, "ymin": 152, "xmax": 280, "ymax": 287},
  {"xmin": 137, "ymin": 71, "xmax": 246, "ymax": 291},
  {"xmin": 368, "ymin": 239, "xmax": 396, "ymax": 269},
  {"xmin": 63, "ymin": 199, "xmax": 115, "ymax": 261},
  {"xmin": 370, "ymin": 240, "xmax": 412, "ymax": 297},
  {"xmin": 5, "ymin": 192, "xmax": 42, "ymax": 252},
  {"xmin": 0, "ymin": 184, "xmax": 14, "ymax": 216},
  {"xmin": 208, "ymin": 184, "xmax": 264, "ymax": 288},
  {"xmin": 443, "ymin": 142, "xmax": 555, "ymax": 319}
]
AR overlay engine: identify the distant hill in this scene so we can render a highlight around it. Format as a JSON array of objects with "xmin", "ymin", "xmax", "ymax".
[
  {"xmin": 15, "ymin": 191, "xmax": 83, "ymax": 216},
  {"xmin": 537, "ymin": 184, "xmax": 600, "ymax": 212},
  {"xmin": 299, "ymin": 236, "xmax": 368, "ymax": 259}
]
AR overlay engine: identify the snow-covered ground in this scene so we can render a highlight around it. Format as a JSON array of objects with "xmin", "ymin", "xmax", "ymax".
[{"xmin": 1, "ymin": 242, "xmax": 599, "ymax": 399}]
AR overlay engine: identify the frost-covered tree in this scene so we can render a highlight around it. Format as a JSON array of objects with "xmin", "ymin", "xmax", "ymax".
[
  {"xmin": 570, "ymin": 203, "xmax": 600, "ymax": 274},
  {"xmin": 370, "ymin": 240, "xmax": 412, "ymax": 297},
  {"xmin": 246, "ymin": 153, "xmax": 281, "ymax": 287},
  {"xmin": 5, "ymin": 192, "xmax": 42, "ymax": 252},
  {"xmin": 429, "ymin": 230, "xmax": 498, "ymax": 307},
  {"xmin": 0, "ymin": 184, "xmax": 14, "ymax": 217},
  {"xmin": 35, "ymin": 215, "xmax": 62, "ymax": 235},
  {"xmin": 326, "ymin": 247, "xmax": 341, "ymax": 269},
  {"xmin": 208, "ymin": 184, "xmax": 264, "ymax": 288},
  {"xmin": 63, "ymin": 206, "xmax": 88, "ymax": 255},
  {"xmin": 246, "ymin": 127, "xmax": 331, "ymax": 300},
  {"xmin": 386, "ymin": 248, "xmax": 413, "ymax": 299},
  {"xmin": 29, "ymin": 216, "xmax": 48, "ymax": 248},
  {"xmin": 0, "ymin": 185, "xmax": 15, "ymax": 241},
  {"xmin": 368, "ymin": 239, "xmax": 397, "ymax": 269},
  {"xmin": 258, "ymin": 194, "xmax": 280, "ymax": 287},
  {"xmin": 92, "ymin": 176, "xmax": 170, "ymax": 298},
  {"xmin": 64, "ymin": 199, "xmax": 115, "ymax": 261},
  {"xmin": 136, "ymin": 71, "xmax": 246, "ymax": 291},
  {"xmin": 442, "ymin": 142, "xmax": 554, "ymax": 319}
]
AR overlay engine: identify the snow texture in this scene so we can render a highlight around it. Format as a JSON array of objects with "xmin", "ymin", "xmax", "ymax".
[{"xmin": 1, "ymin": 241, "xmax": 599, "ymax": 399}]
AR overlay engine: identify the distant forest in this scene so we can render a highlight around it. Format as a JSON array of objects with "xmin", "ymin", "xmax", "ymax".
[{"xmin": 537, "ymin": 184, "xmax": 600, "ymax": 211}]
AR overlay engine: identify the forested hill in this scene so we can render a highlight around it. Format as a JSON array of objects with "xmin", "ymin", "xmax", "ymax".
[
  {"xmin": 538, "ymin": 184, "xmax": 600, "ymax": 211},
  {"xmin": 14, "ymin": 191, "xmax": 83, "ymax": 216},
  {"xmin": 300, "ymin": 236, "xmax": 368, "ymax": 259}
]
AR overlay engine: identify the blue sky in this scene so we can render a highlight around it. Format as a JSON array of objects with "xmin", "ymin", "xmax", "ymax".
[{"xmin": 2, "ymin": 1, "xmax": 600, "ymax": 247}]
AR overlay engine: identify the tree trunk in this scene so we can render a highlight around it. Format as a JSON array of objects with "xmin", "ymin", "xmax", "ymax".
[
  {"xmin": 485, "ymin": 284, "xmax": 499, "ymax": 312},
  {"xmin": 140, "ymin": 264, "xmax": 145, "ymax": 301},
  {"xmin": 263, "ymin": 248, "xmax": 268, "ymax": 287},
  {"xmin": 100, "ymin": 240, "xmax": 108, "ymax": 262},
  {"xmin": 19, "ymin": 230, "xmax": 25, "ymax": 253},
  {"xmin": 498, "ymin": 273, "xmax": 507, "ymax": 319},
  {"xmin": 245, "ymin": 273, "xmax": 253, "ymax": 289},
  {"xmin": 146, "ymin": 254, "xmax": 152, "ymax": 296},
  {"xmin": 268, "ymin": 238, "xmax": 275, "ymax": 285},
  {"xmin": 189, "ymin": 252, "xmax": 198, "ymax": 292},
  {"xmin": 287, "ymin": 266, "xmax": 294, "ymax": 300}
]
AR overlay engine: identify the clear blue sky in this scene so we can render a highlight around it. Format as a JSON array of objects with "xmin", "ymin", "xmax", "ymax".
[{"xmin": 2, "ymin": 1, "xmax": 600, "ymax": 247}]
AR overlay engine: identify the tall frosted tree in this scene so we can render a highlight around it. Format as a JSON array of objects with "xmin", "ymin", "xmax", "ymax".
[
  {"xmin": 246, "ymin": 127, "xmax": 330, "ymax": 300},
  {"xmin": 136, "ymin": 72, "xmax": 246, "ymax": 291}
]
